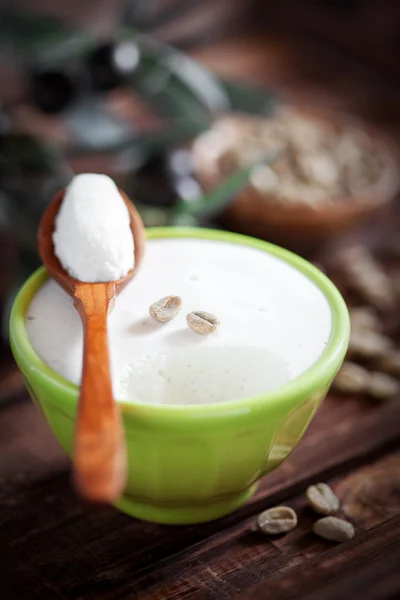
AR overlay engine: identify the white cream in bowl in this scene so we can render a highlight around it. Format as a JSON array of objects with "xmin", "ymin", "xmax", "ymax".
[{"xmin": 27, "ymin": 237, "xmax": 332, "ymax": 404}]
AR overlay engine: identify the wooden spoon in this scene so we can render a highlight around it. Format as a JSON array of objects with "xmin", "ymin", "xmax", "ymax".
[{"xmin": 38, "ymin": 187, "xmax": 146, "ymax": 503}]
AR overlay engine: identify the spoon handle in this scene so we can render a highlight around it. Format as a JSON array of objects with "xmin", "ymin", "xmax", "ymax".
[{"xmin": 73, "ymin": 283, "xmax": 126, "ymax": 503}]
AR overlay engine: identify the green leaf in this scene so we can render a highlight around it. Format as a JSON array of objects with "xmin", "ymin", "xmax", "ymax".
[
  {"xmin": 0, "ymin": 133, "xmax": 69, "ymax": 176},
  {"xmin": 120, "ymin": 33, "xmax": 227, "ymax": 121},
  {"xmin": 121, "ymin": 0, "xmax": 204, "ymax": 32},
  {"xmin": 0, "ymin": 10, "xmax": 93, "ymax": 64},
  {"xmin": 171, "ymin": 212, "xmax": 199, "ymax": 227},
  {"xmin": 219, "ymin": 79, "xmax": 278, "ymax": 116},
  {"xmin": 134, "ymin": 204, "xmax": 172, "ymax": 227},
  {"xmin": 71, "ymin": 117, "xmax": 208, "ymax": 160},
  {"xmin": 174, "ymin": 150, "xmax": 282, "ymax": 218},
  {"xmin": 0, "ymin": 134, "xmax": 71, "ymax": 251}
]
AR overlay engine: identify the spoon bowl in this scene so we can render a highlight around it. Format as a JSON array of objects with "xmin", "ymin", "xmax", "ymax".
[
  {"xmin": 38, "ymin": 188, "xmax": 146, "ymax": 295},
  {"xmin": 38, "ymin": 185, "xmax": 146, "ymax": 503}
]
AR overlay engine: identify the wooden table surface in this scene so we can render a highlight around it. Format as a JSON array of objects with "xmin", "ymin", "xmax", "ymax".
[
  {"xmin": 1, "ymin": 361, "xmax": 400, "ymax": 600},
  {"xmin": 1, "ymin": 204, "xmax": 400, "ymax": 600}
]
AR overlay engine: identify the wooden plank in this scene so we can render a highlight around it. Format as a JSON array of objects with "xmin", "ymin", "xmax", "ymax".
[
  {"xmin": 235, "ymin": 516, "xmax": 400, "ymax": 600},
  {"xmin": 0, "ymin": 552, "xmax": 67, "ymax": 600},
  {"xmin": 1, "ymin": 393, "xmax": 399, "ymax": 600},
  {"xmin": 112, "ymin": 453, "xmax": 400, "ymax": 600}
]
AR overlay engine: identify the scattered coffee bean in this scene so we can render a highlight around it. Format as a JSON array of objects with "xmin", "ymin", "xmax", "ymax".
[
  {"xmin": 149, "ymin": 295, "xmax": 182, "ymax": 323},
  {"xmin": 348, "ymin": 330, "xmax": 393, "ymax": 360},
  {"xmin": 333, "ymin": 362, "xmax": 371, "ymax": 395},
  {"xmin": 338, "ymin": 247, "xmax": 394, "ymax": 311},
  {"xmin": 378, "ymin": 350, "xmax": 400, "ymax": 378},
  {"xmin": 349, "ymin": 307, "xmax": 380, "ymax": 332},
  {"xmin": 313, "ymin": 516, "xmax": 355, "ymax": 542},
  {"xmin": 187, "ymin": 311, "xmax": 219, "ymax": 335},
  {"xmin": 306, "ymin": 483, "xmax": 340, "ymax": 515},
  {"xmin": 368, "ymin": 371, "xmax": 399, "ymax": 401},
  {"xmin": 256, "ymin": 506, "xmax": 298, "ymax": 535}
]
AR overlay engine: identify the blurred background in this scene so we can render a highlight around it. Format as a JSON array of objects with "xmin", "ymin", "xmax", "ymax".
[{"xmin": 1, "ymin": 0, "xmax": 400, "ymax": 403}]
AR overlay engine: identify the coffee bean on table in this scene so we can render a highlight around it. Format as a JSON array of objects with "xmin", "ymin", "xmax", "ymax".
[
  {"xmin": 347, "ymin": 330, "xmax": 393, "ymax": 360},
  {"xmin": 313, "ymin": 516, "xmax": 355, "ymax": 542},
  {"xmin": 368, "ymin": 372, "xmax": 399, "ymax": 401},
  {"xmin": 333, "ymin": 362, "xmax": 371, "ymax": 395},
  {"xmin": 256, "ymin": 506, "xmax": 298, "ymax": 535},
  {"xmin": 349, "ymin": 307, "xmax": 380, "ymax": 333},
  {"xmin": 377, "ymin": 350, "xmax": 400, "ymax": 378},
  {"xmin": 306, "ymin": 483, "xmax": 340, "ymax": 515}
]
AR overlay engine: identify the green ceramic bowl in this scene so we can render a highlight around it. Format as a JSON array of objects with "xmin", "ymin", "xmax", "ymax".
[{"xmin": 9, "ymin": 228, "xmax": 350, "ymax": 524}]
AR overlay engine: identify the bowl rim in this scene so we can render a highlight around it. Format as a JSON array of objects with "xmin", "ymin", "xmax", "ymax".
[{"xmin": 9, "ymin": 227, "xmax": 350, "ymax": 424}]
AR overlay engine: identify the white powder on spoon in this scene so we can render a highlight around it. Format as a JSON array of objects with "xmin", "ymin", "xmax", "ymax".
[{"xmin": 53, "ymin": 173, "xmax": 134, "ymax": 283}]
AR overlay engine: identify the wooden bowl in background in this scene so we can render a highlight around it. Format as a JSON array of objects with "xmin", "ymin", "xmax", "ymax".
[{"xmin": 193, "ymin": 109, "xmax": 400, "ymax": 252}]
